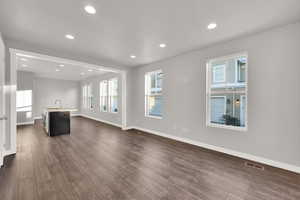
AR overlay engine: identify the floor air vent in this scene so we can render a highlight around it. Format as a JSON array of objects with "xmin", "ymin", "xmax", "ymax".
[{"xmin": 245, "ymin": 161, "xmax": 265, "ymax": 170}]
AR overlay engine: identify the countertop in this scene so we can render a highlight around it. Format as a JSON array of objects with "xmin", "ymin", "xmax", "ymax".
[{"xmin": 44, "ymin": 108, "xmax": 78, "ymax": 112}]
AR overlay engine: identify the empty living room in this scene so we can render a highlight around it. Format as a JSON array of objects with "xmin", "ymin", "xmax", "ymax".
[{"xmin": 0, "ymin": 0, "xmax": 300, "ymax": 199}]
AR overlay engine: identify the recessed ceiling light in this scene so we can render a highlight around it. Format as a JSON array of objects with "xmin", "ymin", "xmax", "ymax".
[
  {"xmin": 56, "ymin": 69, "xmax": 60, "ymax": 72},
  {"xmin": 59, "ymin": 64, "xmax": 64, "ymax": 67},
  {"xmin": 20, "ymin": 58, "xmax": 28, "ymax": 61},
  {"xmin": 65, "ymin": 34, "xmax": 75, "ymax": 40},
  {"xmin": 84, "ymin": 5, "xmax": 96, "ymax": 14},
  {"xmin": 159, "ymin": 43, "xmax": 166, "ymax": 48},
  {"xmin": 88, "ymin": 69, "xmax": 93, "ymax": 72},
  {"xmin": 22, "ymin": 64, "xmax": 27, "ymax": 67},
  {"xmin": 130, "ymin": 55, "xmax": 136, "ymax": 59},
  {"xmin": 80, "ymin": 72, "xmax": 85, "ymax": 75},
  {"xmin": 207, "ymin": 23, "xmax": 217, "ymax": 30}
]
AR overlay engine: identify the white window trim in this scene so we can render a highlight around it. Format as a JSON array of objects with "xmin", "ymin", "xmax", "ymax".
[
  {"xmin": 212, "ymin": 64, "xmax": 226, "ymax": 83},
  {"xmin": 87, "ymin": 83, "xmax": 93, "ymax": 111},
  {"xmin": 240, "ymin": 95, "xmax": 246, "ymax": 127},
  {"xmin": 235, "ymin": 57, "xmax": 246, "ymax": 84},
  {"xmin": 108, "ymin": 77, "xmax": 118, "ymax": 114},
  {"xmin": 145, "ymin": 69, "xmax": 163, "ymax": 119},
  {"xmin": 99, "ymin": 80, "xmax": 108, "ymax": 112},
  {"xmin": 82, "ymin": 85, "xmax": 88, "ymax": 109},
  {"xmin": 206, "ymin": 52, "xmax": 248, "ymax": 132}
]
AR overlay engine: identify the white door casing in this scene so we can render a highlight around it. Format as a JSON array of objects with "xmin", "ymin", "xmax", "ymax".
[{"xmin": 0, "ymin": 34, "xmax": 5, "ymax": 167}]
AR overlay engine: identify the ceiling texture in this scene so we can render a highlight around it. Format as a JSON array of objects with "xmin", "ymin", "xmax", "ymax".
[{"xmin": 1, "ymin": 0, "xmax": 300, "ymax": 68}]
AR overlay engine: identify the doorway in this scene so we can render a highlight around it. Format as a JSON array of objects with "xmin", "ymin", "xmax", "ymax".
[{"xmin": 7, "ymin": 49, "xmax": 128, "ymax": 160}]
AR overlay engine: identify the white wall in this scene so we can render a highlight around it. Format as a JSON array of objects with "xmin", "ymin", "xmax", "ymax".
[
  {"xmin": 33, "ymin": 77, "xmax": 80, "ymax": 118},
  {"xmin": 80, "ymin": 72, "xmax": 122, "ymax": 127},
  {"xmin": 127, "ymin": 22, "xmax": 300, "ymax": 168}
]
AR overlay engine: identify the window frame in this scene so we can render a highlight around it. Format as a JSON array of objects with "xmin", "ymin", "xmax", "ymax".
[
  {"xmin": 108, "ymin": 78, "xmax": 118, "ymax": 113},
  {"xmin": 145, "ymin": 69, "xmax": 163, "ymax": 119},
  {"xmin": 212, "ymin": 64, "xmax": 226, "ymax": 83},
  {"xmin": 87, "ymin": 83, "xmax": 93, "ymax": 110},
  {"xmin": 99, "ymin": 80, "xmax": 108, "ymax": 112},
  {"xmin": 236, "ymin": 58, "xmax": 246, "ymax": 83},
  {"xmin": 82, "ymin": 85, "xmax": 87, "ymax": 109},
  {"xmin": 206, "ymin": 52, "xmax": 248, "ymax": 132}
]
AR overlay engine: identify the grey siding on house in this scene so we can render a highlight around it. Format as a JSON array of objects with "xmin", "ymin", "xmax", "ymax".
[{"xmin": 127, "ymin": 22, "xmax": 300, "ymax": 167}]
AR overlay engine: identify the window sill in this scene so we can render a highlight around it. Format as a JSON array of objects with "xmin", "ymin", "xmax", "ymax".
[
  {"xmin": 207, "ymin": 122, "xmax": 247, "ymax": 132},
  {"xmin": 145, "ymin": 115, "xmax": 162, "ymax": 120}
]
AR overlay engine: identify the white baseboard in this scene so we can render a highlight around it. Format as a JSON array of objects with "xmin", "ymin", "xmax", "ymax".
[
  {"xmin": 17, "ymin": 121, "xmax": 34, "ymax": 126},
  {"xmin": 122, "ymin": 126, "xmax": 134, "ymax": 131},
  {"xmin": 127, "ymin": 126, "xmax": 300, "ymax": 174},
  {"xmin": 80, "ymin": 114, "xmax": 122, "ymax": 128},
  {"xmin": 71, "ymin": 113, "xmax": 81, "ymax": 117},
  {"xmin": 3, "ymin": 149, "xmax": 16, "ymax": 157}
]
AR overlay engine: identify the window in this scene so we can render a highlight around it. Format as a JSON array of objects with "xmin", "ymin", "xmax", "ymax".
[
  {"xmin": 145, "ymin": 70, "xmax": 163, "ymax": 118},
  {"xmin": 87, "ymin": 84, "xmax": 93, "ymax": 110},
  {"xmin": 100, "ymin": 78, "xmax": 119, "ymax": 113},
  {"xmin": 82, "ymin": 85, "xmax": 88, "ymax": 109},
  {"xmin": 16, "ymin": 90, "xmax": 32, "ymax": 118},
  {"xmin": 108, "ymin": 78, "xmax": 118, "ymax": 113},
  {"xmin": 213, "ymin": 64, "xmax": 226, "ymax": 83},
  {"xmin": 99, "ymin": 80, "xmax": 108, "ymax": 112},
  {"xmin": 236, "ymin": 57, "xmax": 246, "ymax": 83},
  {"xmin": 207, "ymin": 53, "xmax": 247, "ymax": 131}
]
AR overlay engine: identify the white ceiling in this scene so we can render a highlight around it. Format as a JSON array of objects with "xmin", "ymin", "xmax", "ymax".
[
  {"xmin": 1, "ymin": 0, "xmax": 300, "ymax": 68},
  {"xmin": 16, "ymin": 55, "xmax": 108, "ymax": 81}
]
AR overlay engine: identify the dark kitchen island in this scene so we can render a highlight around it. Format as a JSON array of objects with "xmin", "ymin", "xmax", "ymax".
[{"xmin": 43, "ymin": 108, "xmax": 78, "ymax": 136}]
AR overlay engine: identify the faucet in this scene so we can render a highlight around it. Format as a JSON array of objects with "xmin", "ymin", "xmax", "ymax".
[{"xmin": 54, "ymin": 99, "xmax": 62, "ymax": 108}]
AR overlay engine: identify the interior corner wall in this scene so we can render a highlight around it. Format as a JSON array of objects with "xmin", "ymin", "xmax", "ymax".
[
  {"xmin": 80, "ymin": 72, "xmax": 122, "ymax": 127},
  {"xmin": 127, "ymin": 22, "xmax": 300, "ymax": 168}
]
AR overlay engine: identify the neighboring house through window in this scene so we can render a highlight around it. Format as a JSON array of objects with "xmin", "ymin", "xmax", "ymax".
[
  {"xmin": 207, "ymin": 53, "xmax": 247, "ymax": 131},
  {"xmin": 145, "ymin": 70, "xmax": 163, "ymax": 118},
  {"xmin": 213, "ymin": 64, "xmax": 226, "ymax": 83}
]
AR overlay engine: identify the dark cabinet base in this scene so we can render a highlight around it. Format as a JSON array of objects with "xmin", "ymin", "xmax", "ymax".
[{"xmin": 49, "ymin": 112, "xmax": 70, "ymax": 136}]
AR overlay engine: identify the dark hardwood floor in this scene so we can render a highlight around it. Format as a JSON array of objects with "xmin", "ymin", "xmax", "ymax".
[{"xmin": 0, "ymin": 117, "xmax": 300, "ymax": 200}]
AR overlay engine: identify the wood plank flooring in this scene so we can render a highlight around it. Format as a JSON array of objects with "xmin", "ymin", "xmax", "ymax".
[{"xmin": 0, "ymin": 116, "xmax": 300, "ymax": 200}]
